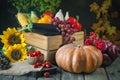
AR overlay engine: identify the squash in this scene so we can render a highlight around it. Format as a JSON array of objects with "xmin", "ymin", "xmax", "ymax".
[{"xmin": 55, "ymin": 43, "xmax": 103, "ymax": 73}]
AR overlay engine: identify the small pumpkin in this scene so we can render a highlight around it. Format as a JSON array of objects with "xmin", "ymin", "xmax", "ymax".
[{"xmin": 55, "ymin": 43, "xmax": 103, "ymax": 73}]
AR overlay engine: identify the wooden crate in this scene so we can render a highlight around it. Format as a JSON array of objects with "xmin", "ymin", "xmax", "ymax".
[
  {"xmin": 23, "ymin": 31, "xmax": 84, "ymax": 62},
  {"xmin": 23, "ymin": 31, "xmax": 84, "ymax": 50},
  {"xmin": 23, "ymin": 32, "xmax": 62, "ymax": 50}
]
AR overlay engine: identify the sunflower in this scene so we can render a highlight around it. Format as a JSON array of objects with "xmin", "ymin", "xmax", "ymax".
[
  {"xmin": 0, "ymin": 27, "xmax": 26, "ymax": 50},
  {"xmin": 4, "ymin": 44, "xmax": 27, "ymax": 62}
]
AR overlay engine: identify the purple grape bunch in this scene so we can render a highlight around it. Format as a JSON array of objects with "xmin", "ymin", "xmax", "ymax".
[
  {"xmin": 85, "ymin": 32, "xmax": 120, "ymax": 67},
  {"xmin": 51, "ymin": 17, "xmax": 78, "ymax": 44}
]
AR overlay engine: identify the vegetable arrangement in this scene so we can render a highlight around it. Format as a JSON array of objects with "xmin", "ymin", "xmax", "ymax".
[{"xmin": 17, "ymin": 9, "xmax": 82, "ymax": 44}]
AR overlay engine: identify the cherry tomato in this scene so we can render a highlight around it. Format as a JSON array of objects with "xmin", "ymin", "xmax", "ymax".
[{"xmin": 44, "ymin": 72, "xmax": 50, "ymax": 77}]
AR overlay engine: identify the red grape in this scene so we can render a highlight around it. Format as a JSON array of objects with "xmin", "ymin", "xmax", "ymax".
[{"xmin": 51, "ymin": 17, "xmax": 77, "ymax": 44}]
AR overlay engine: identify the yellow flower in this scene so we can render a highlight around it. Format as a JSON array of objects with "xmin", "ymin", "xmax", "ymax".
[
  {"xmin": 4, "ymin": 44, "xmax": 27, "ymax": 62},
  {"xmin": 0, "ymin": 27, "xmax": 26, "ymax": 50}
]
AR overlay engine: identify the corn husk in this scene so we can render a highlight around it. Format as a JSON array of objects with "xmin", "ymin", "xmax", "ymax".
[{"xmin": 16, "ymin": 13, "xmax": 31, "ymax": 27}]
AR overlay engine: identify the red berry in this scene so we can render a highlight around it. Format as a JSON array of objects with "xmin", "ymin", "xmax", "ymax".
[
  {"xmin": 29, "ymin": 53, "xmax": 34, "ymax": 57},
  {"xmin": 44, "ymin": 72, "xmax": 50, "ymax": 77},
  {"xmin": 36, "ymin": 62, "xmax": 42, "ymax": 66},
  {"xmin": 34, "ymin": 64, "xmax": 38, "ymax": 68},
  {"xmin": 32, "ymin": 52, "xmax": 37, "ymax": 57},
  {"xmin": 45, "ymin": 61, "xmax": 51, "ymax": 68},
  {"xmin": 45, "ymin": 63, "xmax": 51, "ymax": 68},
  {"xmin": 36, "ymin": 51, "xmax": 42, "ymax": 57},
  {"xmin": 42, "ymin": 63, "xmax": 46, "ymax": 68}
]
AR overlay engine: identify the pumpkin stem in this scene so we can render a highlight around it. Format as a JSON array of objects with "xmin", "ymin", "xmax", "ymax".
[{"xmin": 77, "ymin": 45, "xmax": 81, "ymax": 48}]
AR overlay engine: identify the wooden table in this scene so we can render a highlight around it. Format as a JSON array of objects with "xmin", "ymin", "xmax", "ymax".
[{"xmin": 0, "ymin": 57, "xmax": 120, "ymax": 80}]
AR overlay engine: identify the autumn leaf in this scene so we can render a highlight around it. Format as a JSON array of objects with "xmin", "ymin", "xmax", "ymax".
[
  {"xmin": 89, "ymin": 2, "xmax": 99, "ymax": 12},
  {"xmin": 107, "ymin": 26, "xmax": 116, "ymax": 35}
]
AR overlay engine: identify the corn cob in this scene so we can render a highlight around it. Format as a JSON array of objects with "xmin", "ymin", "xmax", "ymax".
[{"xmin": 16, "ymin": 13, "xmax": 31, "ymax": 27}]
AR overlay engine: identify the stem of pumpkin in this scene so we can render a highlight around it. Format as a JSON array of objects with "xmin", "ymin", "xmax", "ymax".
[{"xmin": 76, "ymin": 45, "xmax": 81, "ymax": 48}]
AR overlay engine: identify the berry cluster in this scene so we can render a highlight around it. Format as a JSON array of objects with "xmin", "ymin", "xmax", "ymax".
[
  {"xmin": 85, "ymin": 32, "xmax": 120, "ymax": 67},
  {"xmin": 34, "ymin": 61, "xmax": 51, "ymax": 77},
  {"xmin": 51, "ymin": 17, "xmax": 82, "ymax": 44},
  {"xmin": 28, "ymin": 50, "xmax": 51, "ymax": 77},
  {"xmin": 84, "ymin": 32, "xmax": 105, "ymax": 51},
  {"xmin": 28, "ymin": 51, "xmax": 42, "ymax": 57},
  {"xmin": 34, "ymin": 61, "xmax": 51, "ymax": 68}
]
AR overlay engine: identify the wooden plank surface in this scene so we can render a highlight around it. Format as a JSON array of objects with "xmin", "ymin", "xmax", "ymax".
[
  {"xmin": 0, "ymin": 58, "xmax": 120, "ymax": 80},
  {"xmin": 37, "ymin": 68, "xmax": 61, "ymax": 80},
  {"xmin": 12, "ymin": 74, "xmax": 36, "ymax": 80},
  {"xmin": 105, "ymin": 57, "xmax": 120, "ymax": 80},
  {"xmin": 37, "ymin": 73, "xmax": 60, "ymax": 80},
  {"xmin": 61, "ymin": 69, "xmax": 84, "ymax": 80},
  {"xmin": 85, "ymin": 68, "xmax": 108, "ymax": 80},
  {"xmin": 0, "ymin": 75, "xmax": 13, "ymax": 80}
]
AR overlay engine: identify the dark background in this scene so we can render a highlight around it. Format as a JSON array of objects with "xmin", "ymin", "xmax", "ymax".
[
  {"xmin": 0, "ymin": 0, "xmax": 120, "ymax": 33},
  {"xmin": 0, "ymin": 0, "xmax": 120, "ymax": 48}
]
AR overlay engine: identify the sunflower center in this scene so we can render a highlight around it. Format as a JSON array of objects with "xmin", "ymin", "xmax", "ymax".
[
  {"xmin": 11, "ymin": 50, "xmax": 21, "ymax": 60},
  {"xmin": 8, "ymin": 34, "xmax": 21, "ymax": 45}
]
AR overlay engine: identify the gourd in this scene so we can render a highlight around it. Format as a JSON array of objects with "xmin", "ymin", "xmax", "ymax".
[{"xmin": 55, "ymin": 44, "xmax": 103, "ymax": 73}]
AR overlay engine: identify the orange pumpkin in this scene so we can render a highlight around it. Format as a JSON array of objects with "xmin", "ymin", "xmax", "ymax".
[{"xmin": 55, "ymin": 43, "xmax": 103, "ymax": 73}]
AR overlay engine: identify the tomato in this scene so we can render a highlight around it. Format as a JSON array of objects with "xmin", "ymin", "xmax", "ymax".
[{"xmin": 43, "ymin": 11, "xmax": 54, "ymax": 18}]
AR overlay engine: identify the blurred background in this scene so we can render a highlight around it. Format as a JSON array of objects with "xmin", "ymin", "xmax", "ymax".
[
  {"xmin": 0, "ymin": 0, "xmax": 120, "ymax": 47},
  {"xmin": 0, "ymin": 0, "xmax": 120, "ymax": 33}
]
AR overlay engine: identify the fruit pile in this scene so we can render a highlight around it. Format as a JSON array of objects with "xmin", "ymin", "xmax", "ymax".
[
  {"xmin": 17, "ymin": 9, "xmax": 82, "ymax": 44},
  {"xmin": 51, "ymin": 17, "xmax": 82, "ymax": 44},
  {"xmin": 35, "ymin": 9, "xmax": 82, "ymax": 44},
  {"xmin": 28, "ymin": 50, "xmax": 51, "ymax": 77},
  {"xmin": 28, "ymin": 51, "xmax": 43, "ymax": 65},
  {"xmin": 84, "ymin": 32, "xmax": 120, "ymax": 67},
  {"xmin": 51, "ymin": 10, "xmax": 82, "ymax": 44}
]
